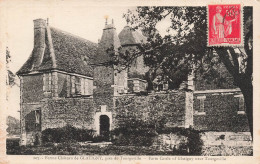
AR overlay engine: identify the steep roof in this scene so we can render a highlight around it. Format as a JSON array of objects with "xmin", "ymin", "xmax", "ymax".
[
  {"xmin": 94, "ymin": 23, "xmax": 121, "ymax": 65},
  {"xmin": 17, "ymin": 25, "xmax": 97, "ymax": 77},
  {"xmin": 118, "ymin": 26, "xmax": 147, "ymax": 46},
  {"xmin": 49, "ymin": 27, "xmax": 97, "ymax": 76}
]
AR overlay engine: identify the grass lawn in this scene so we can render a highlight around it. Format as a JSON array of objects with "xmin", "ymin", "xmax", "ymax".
[{"xmin": 6, "ymin": 139, "xmax": 172, "ymax": 155}]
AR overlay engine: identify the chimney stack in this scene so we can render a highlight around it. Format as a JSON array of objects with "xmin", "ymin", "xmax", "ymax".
[
  {"xmin": 33, "ymin": 19, "xmax": 46, "ymax": 49},
  {"xmin": 32, "ymin": 19, "xmax": 47, "ymax": 67}
]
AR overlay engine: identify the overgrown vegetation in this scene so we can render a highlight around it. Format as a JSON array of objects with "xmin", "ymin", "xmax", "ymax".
[
  {"xmin": 7, "ymin": 124, "xmax": 252, "ymax": 156},
  {"xmin": 158, "ymin": 127, "xmax": 204, "ymax": 155},
  {"xmin": 41, "ymin": 125, "xmax": 101, "ymax": 143},
  {"xmin": 111, "ymin": 120, "xmax": 157, "ymax": 146},
  {"xmin": 10, "ymin": 122, "xmax": 203, "ymax": 155},
  {"xmin": 111, "ymin": 119, "xmax": 203, "ymax": 155}
]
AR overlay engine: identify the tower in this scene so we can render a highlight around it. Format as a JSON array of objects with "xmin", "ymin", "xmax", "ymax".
[{"xmin": 93, "ymin": 19, "xmax": 128, "ymax": 133}]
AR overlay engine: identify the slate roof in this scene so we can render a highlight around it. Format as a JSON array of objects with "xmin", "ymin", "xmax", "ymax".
[
  {"xmin": 118, "ymin": 26, "xmax": 147, "ymax": 46},
  {"xmin": 17, "ymin": 26, "xmax": 97, "ymax": 77},
  {"xmin": 94, "ymin": 23, "xmax": 121, "ymax": 65},
  {"xmin": 118, "ymin": 26, "xmax": 148, "ymax": 79}
]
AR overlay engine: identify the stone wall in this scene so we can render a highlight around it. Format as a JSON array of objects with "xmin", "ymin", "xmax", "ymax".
[
  {"xmin": 193, "ymin": 93, "xmax": 249, "ymax": 132},
  {"xmin": 21, "ymin": 74, "xmax": 44, "ymax": 103},
  {"xmin": 41, "ymin": 98, "xmax": 95, "ymax": 130},
  {"xmin": 114, "ymin": 92, "xmax": 186, "ymax": 128},
  {"xmin": 93, "ymin": 65, "xmax": 115, "ymax": 112},
  {"xmin": 201, "ymin": 132, "xmax": 252, "ymax": 156},
  {"xmin": 152, "ymin": 131, "xmax": 252, "ymax": 156},
  {"xmin": 20, "ymin": 103, "xmax": 42, "ymax": 145}
]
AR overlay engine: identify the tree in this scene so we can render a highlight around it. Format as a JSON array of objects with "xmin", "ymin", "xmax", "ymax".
[
  {"xmin": 6, "ymin": 47, "xmax": 17, "ymax": 102},
  {"xmin": 119, "ymin": 7, "xmax": 253, "ymax": 137},
  {"xmin": 6, "ymin": 47, "xmax": 16, "ymax": 87}
]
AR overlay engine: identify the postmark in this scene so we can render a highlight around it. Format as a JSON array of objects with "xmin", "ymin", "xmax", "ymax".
[{"xmin": 207, "ymin": 4, "xmax": 243, "ymax": 47}]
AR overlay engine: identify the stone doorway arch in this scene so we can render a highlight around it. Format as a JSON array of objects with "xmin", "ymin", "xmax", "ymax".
[{"xmin": 94, "ymin": 105, "xmax": 112, "ymax": 136}]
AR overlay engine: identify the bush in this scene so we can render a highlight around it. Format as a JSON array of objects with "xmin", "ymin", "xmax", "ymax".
[
  {"xmin": 158, "ymin": 127, "xmax": 203, "ymax": 155},
  {"xmin": 6, "ymin": 138, "xmax": 21, "ymax": 154},
  {"xmin": 92, "ymin": 135, "xmax": 110, "ymax": 143},
  {"xmin": 111, "ymin": 120, "xmax": 157, "ymax": 146},
  {"xmin": 41, "ymin": 125, "xmax": 95, "ymax": 143}
]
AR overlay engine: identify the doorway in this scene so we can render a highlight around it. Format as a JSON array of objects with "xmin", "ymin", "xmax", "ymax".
[{"xmin": 99, "ymin": 115, "xmax": 110, "ymax": 140}]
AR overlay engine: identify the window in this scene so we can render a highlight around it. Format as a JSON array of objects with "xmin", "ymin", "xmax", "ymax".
[
  {"xmin": 67, "ymin": 75, "xmax": 93, "ymax": 97},
  {"xmin": 84, "ymin": 79, "xmax": 89, "ymax": 95},
  {"xmin": 35, "ymin": 110, "xmax": 41, "ymax": 131},
  {"xmin": 158, "ymin": 84, "xmax": 163, "ymax": 91},
  {"xmin": 43, "ymin": 73, "xmax": 51, "ymax": 92},
  {"xmin": 75, "ymin": 76, "xmax": 81, "ymax": 95},
  {"xmin": 133, "ymin": 80, "xmax": 140, "ymax": 92},
  {"xmin": 25, "ymin": 110, "xmax": 41, "ymax": 132},
  {"xmin": 71, "ymin": 76, "xmax": 75, "ymax": 95},
  {"xmin": 81, "ymin": 78, "xmax": 85, "ymax": 95},
  {"xmin": 195, "ymin": 95, "xmax": 206, "ymax": 115},
  {"xmin": 163, "ymin": 83, "xmax": 168, "ymax": 90},
  {"xmin": 235, "ymin": 94, "xmax": 245, "ymax": 114},
  {"xmin": 199, "ymin": 98, "xmax": 205, "ymax": 112}
]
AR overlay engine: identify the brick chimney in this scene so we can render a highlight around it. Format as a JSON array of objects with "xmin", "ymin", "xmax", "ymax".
[{"xmin": 32, "ymin": 19, "xmax": 46, "ymax": 67}]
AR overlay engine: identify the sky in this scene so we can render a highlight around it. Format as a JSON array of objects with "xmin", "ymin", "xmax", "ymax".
[{"xmin": 3, "ymin": 2, "xmax": 171, "ymax": 119}]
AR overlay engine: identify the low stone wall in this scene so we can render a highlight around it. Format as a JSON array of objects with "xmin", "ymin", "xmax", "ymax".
[
  {"xmin": 153, "ymin": 133, "xmax": 187, "ymax": 151},
  {"xmin": 194, "ymin": 93, "xmax": 249, "ymax": 132},
  {"xmin": 201, "ymin": 132, "xmax": 252, "ymax": 146},
  {"xmin": 151, "ymin": 131, "xmax": 252, "ymax": 156},
  {"xmin": 201, "ymin": 132, "xmax": 252, "ymax": 156},
  {"xmin": 202, "ymin": 145, "xmax": 253, "ymax": 156}
]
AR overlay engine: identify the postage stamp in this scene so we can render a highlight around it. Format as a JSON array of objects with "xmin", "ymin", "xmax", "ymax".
[{"xmin": 208, "ymin": 4, "xmax": 243, "ymax": 46}]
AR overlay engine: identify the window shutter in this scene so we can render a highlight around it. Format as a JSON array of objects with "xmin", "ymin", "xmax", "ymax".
[
  {"xmin": 81, "ymin": 78, "xmax": 85, "ymax": 95},
  {"xmin": 48, "ymin": 73, "xmax": 51, "ymax": 92},
  {"xmin": 66, "ymin": 75, "xmax": 71, "ymax": 97},
  {"xmin": 84, "ymin": 79, "xmax": 89, "ymax": 95},
  {"xmin": 71, "ymin": 76, "xmax": 75, "ymax": 95}
]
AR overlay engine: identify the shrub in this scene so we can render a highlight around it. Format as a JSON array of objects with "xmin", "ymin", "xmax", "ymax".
[
  {"xmin": 41, "ymin": 125, "xmax": 95, "ymax": 143},
  {"xmin": 51, "ymin": 142, "xmax": 79, "ymax": 155},
  {"xmin": 111, "ymin": 120, "xmax": 157, "ymax": 146},
  {"xmin": 6, "ymin": 138, "xmax": 21, "ymax": 155},
  {"xmin": 92, "ymin": 135, "xmax": 110, "ymax": 143}
]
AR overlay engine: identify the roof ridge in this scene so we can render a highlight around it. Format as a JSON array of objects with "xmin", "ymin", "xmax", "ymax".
[{"xmin": 49, "ymin": 26, "xmax": 98, "ymax": 45}]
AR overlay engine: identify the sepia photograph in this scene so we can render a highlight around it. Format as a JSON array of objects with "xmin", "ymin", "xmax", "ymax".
[{"xmin": 1, "ymin": 0, "xmax": 258, "ymax": 162}]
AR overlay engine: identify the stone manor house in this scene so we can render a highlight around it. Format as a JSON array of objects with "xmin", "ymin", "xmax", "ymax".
[{"xmin": 17, "ymin": 19, "xmax": 249, "ymax": 145}]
